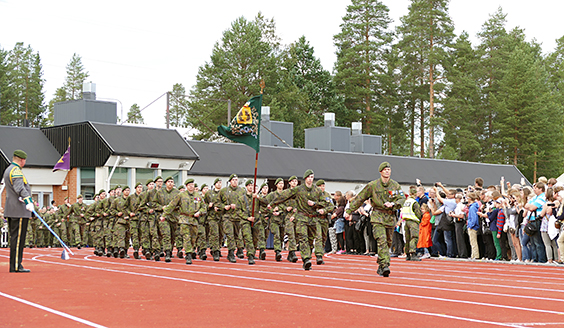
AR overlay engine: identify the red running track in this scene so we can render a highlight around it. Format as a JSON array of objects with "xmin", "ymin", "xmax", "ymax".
[{"xmin": 2, "ymin": 247, "xmax": 564, "ymax": 327}]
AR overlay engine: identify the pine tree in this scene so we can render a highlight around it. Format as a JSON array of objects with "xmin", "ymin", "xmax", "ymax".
[
  {"xmin": 333, "ymin": 0, "xmax": 393, "ymax": 135},
  {"xmin": 168, "ymin": 83, "xmax": 188, "ymax": 128},
  {"xmin": 187, "ymin": 14, "xmax": 279, "ymax": 140},
  {"xmin": 64, "ymin": 53, "xmax": 89, "ymax": 100},
  {"xmin": 126, "ymin": 103, "xmax": 144, "ymax": 124},
  {"xmin": 396, "ymin": 0, "xmax": 455, "ymax": 158}
]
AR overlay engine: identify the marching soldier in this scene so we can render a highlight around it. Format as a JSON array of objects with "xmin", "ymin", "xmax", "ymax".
[
  {"xmin": 266, "ymin": 178, "xmax": 286, "ymax": 261},
  {"xmin": 253, "ymin": 183, "xmax": 269, "ymax": 260},
  {"xmin": 269, "ymin": 169, "xmax": 332, "ymax": 270},
  {"xmin": 240, "ymin": 180, "xmax": 260, "ymax": 265},
  {"xmin": 204, "ymin": 178, "xmax": 223, "ymax": 261},
  {"xmin": 284, "ymin": 176, "xmax": 299, "ymax": 263},
  {"xmin": 112, "ymin": 186, "xmax": 131, "ymax": 258},
  {"xmin": 69, "ymin": 195, "xmax": 87, "ymax": 248},
  {"xmin": 196, "ymin": 183, "xmax": 210, "ymax": 260},
  {"xmin": 345, "ymin": 162, "xmax": 405, "ymax": 277},
  {"xmin": 218, "ymin": 174, "xmax": 246, "ymax": 263},
  {"xmin": 138, "ymin": 179, "xmax": 159, "ymax": 260},
  {"xmin": 315, "ymin": 180, "xmax": 335, "ymax": 262},
  {"xmin": 162, "ymin": 178, "xmax": 206, "ymax": 264},
  {"xmin": 154, "ymin": 176, "xmax": 180, "ymax": 262},
  {"xmin": 125, "ymin": 182, "xmax": 144, "ymax": 259}
]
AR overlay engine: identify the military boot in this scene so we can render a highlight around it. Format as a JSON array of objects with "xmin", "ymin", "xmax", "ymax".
[
  {"xmin": 213, "ymin": 250, "xmax": 220, "ymax": 261},
  {"xmin": 236, "ymin": 248, "xmax": 244, "ymax": 259},
  {"xmin": 288, "ymin": 251, "xmax": 298, "ymax": 263},
  {"xmin": 145, "ymin": 251, "xmax": 152, "ymax": 260},
  {"xmin": 259, "ymin": 248, "xmax": 266, "ymax": 260},
  {"xmin": 248, "ymin": 254, "xmax": 255, "ymax": 265},
  {"xmin": 154, "ymin": 250, "xmax": 160, "ymax": 261},
  {"xmin": 119, "ymin": 248, "xmax": 126, "ymax": 259},
  {"xmin": 185, "ymin": 252, "xmax": 192, "ymax": 265},
  {"xmin": 302, "ymin": 258, "xmax": 312, "ymax": 271},
  {"xmin": 377, "ymin": 265, "xmax": 390, "ymax": 277},
  {"xmin": 165, "ymin": 250, "xmax": 172, "ymax": 262},
  {"xmin": 177, "ymin": 249, "xmax": 184, "ymax": 259},
  {"xmin": 227, "ymin": 249, "xmax": 237, "ymax": 263},
  {"xmin": 275, "ymin": 250, "xmax": 282, "ymax": 261},
  {"xmin": 316, "ymin": 255, "xmax": 324, "ymax": 265},
  {"xmin": 93, "ymin": 248, "xmax": 99, "ymax": 256},
  {"xmin": 106, "ymin": 248, "xmax": 112, "ymax": 257},
  {"xmin": 133, "ymin": 250, "xmax": 139, "ymax": 259},
  {"xmin": 113, "ymin": 248, "xmax": 119, "ymax": 258},
  {"xmin": 199, "ymin": 249, "xmax": 207, "ymax": 261}
]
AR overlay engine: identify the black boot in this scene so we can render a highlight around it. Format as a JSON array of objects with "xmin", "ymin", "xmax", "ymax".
[
  {"xmin": 236, "ymin": 248, "xmax": 244, "ymax": 259},
  {"xmin": 145, "ymin": 251, "xmax": 153, "ymax": 260},
  {"xmin": 248, "ymin": 254, "xmax": 255, "ymax": 265},
  {"xmin": 302, "ymin": 258, "xmax": 312, "ymax": 271},
  {"xmin": 185, "ymin": 252, "xmax": 192, "ymax": 265},
  {"xmin": 275, "ymin": 250, "xmax": 282, "ymax": 262},
  {"xmin": 154, "ymin": 250, "xmax": 160, "ymax": 261},
  {"xmin": 377, "ymin": 264, "xmax": 390, "ymax": 277},
  {"xmin": 93, "ymin": 248, "xmax": 99, "ymax": 256},
  {"xmin": 113, "ymin": 248, "xmax": 119, "ymax": 258},
  {"xmin": 259, "ymin": 248, "xmax": 266, "ymax": 260},
  {"xmin": 177, "ymin": 249, "xmax": 184, "ymax": 259},
  {"xmin": 165, "ymin": 250, "xmax": 172, "ymax": 262},
  {"xmin": 133, "ymin": 250, "xmax": 139, "ymax": 259},
  {"xmin": 407, "ymin": 253, "xmax": 421, "ymax": 262},
  {"xmin": 288, "ymin": 251, "xmax": 298, "ymax": 263},
  {"xmin": 106, "ymin": 248, "xmax": 112, "ymax": 257},
  {"xmin": 119, "ymin": 248, "xmax": 126, "ymax": 259},
  {"xmin": 213, "ymin": 250, "xmax": 220, "ymax": 261},
  {"xmin": 200, "ymin": 249, "xmax": 207, "ymax": 261},
  {"xmin": 316, "ymin": 255, "xmax": 324, "ymax": 265},
  {"xmin": 228, "ymin": 249, "xmax": 237, "ymax": 263}
]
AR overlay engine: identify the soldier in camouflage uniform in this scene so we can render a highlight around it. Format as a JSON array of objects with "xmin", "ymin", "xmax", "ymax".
[
  {"xmin": 195, "ymin": 183, "xmax": 210, "ymax": 260},
  {"xmin": 125, "ymin": 183, "xmax": 144, "ymax": 259},
  {"xmin": 137, "ymin": 179, "xmax": 158, "ymax": 260},
  {"xmin": 93, "ymin": 190, "xmax": 110, "ymax": 256},
  {"xmin": 25, "ymin": 203, "xmax": 38, "ymax": 247},
  {"xmin": 239, "ymin": 179, "xmax": 260, "ymax": 264},
  {"xmin": 265, "ymin": 178, "xmax": 286, "ymax": 261},
  {"xmin": 345, "ymin": 162, "xmax": 405, "ymax": 277},
  {"xmin": 69, "ymin": 195, "xmax": 87, "ymax": 248},
  {"xmin": 283, "ymin": 176, "xmax": 299, "ymax": 263},
  {"xmin": 35, "ymin": 207, "xmax": 48, "ymax": 247},
  {"xmin": 204, "ymin": 178, "xmax": 223, "ymax": 261},
  {"xmin": 218, "ymin": 174, "xmax": 246, "ymax": 263},
  {"xmin": 111, "ymin": 186, "xmax": 131, "ymax": 258},
  {"xmin": 269, "ymin": 169, "xmax": 332, "ymax": 270},
  {"xmin": 315, "ymin": 180, "xmax": 335, "ymax": 262},
  {"xmin": 104, "ymin": 188, "xmax": 117, "ymax": 257},
  {"xmin": 253, "ymin": 183, "xmax": 269, "ymax": 260},
  {"xmin": 162, "ymin": 178, "xmax": 206, "ymax": 264},
  {"xmin": 154, "ymin": 176, "xmax": 180, "ymax": 262},
  {"xmin": 58, "ymin": 197, "xmax": 71, "ymax": 247}
]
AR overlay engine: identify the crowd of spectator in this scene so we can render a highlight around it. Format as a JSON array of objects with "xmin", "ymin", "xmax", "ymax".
[{"xmin": 326, "ymin": 176, "xmax": 564, "ymax": 264}]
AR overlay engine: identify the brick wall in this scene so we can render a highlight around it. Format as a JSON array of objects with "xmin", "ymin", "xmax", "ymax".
[{"xmin": 53, "ymin": 168, "xmax": 77, "ymax": 206}]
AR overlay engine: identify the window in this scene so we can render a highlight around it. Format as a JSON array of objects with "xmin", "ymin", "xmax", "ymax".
[
  {"xmin": 136, "ymin": 168, "xmax": 155, "ymax": 185},
  {"xmin": 80, "ymin": 167, "xmax": 96, "ymax": 200},
  {"xmin": 110, "ymin": 167, "xmax": 129, "ymax": 189}
]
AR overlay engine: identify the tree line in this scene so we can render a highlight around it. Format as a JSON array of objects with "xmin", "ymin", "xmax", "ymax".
[{"xmin": 1, "ymin": 0, "xmax": 563, "ymax": 182}]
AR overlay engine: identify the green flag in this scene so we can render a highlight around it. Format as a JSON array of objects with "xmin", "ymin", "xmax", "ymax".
[{"xmin": 218, "ymin": 94, "xmax": 262, "ymax": 153}]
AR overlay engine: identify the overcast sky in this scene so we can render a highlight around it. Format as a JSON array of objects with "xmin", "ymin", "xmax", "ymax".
[{"xmin": 1, "ymin": 0, "xmax": 563, "ymax": 132}]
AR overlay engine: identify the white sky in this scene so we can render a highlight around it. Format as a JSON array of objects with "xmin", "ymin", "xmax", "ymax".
[{"xmin": 1, "ymin": 0, "xmax": 563, "ymax": 132}]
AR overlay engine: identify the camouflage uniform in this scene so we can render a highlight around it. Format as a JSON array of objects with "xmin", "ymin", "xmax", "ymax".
[
  {"xmin": 25, "ymin": 214, "xmax": 37, "ymax": 247},
  {"xmin": 57, "ymin": 204, "xmax": 71, "ymax": 246},
  {"xmin": 163, "ymin": 190, "xmax": 206, "ymax": 260},
  {"xmin": 203, "ymin": 187, "xmax": 223, "ymax": 256},
  {"xmin": 218, "ymin": 183, "xmax": 246, "ymax": 258},
  {"xmin": 124, "ymin": 190, "xmax": 143, "ymax": 254},
  {"xmin": 346, "ymin": 177, "xmax": 405, "ymax": 273},
  {"xmin": 94, "ymin": 195, "xmax": 111, "ymax": 253},
  {"xmin": 137, "ymin": 187, "xmax": 160, "ymax": 255},
  {"xmin": 69, "ymin": 200, "xmax": 87, "ymax": 246},
  {"xmin": 400, "ymin": 197, "xmax": 422, "ymax": 256},
  {"xmin": 264, "ymin": 190, "xmax": 286, "ymax": 254},
  {"xmin": 153, "ymin": 187, "xmax": 180, "ymax": 255},
  {"xmin": 315, "ymin": 189, "xmax": 335, "ymax": 257},
  {"xmin": 239, "ymin": 190, "xmax": 260, "ymax": 259},
  {"xmin": 283, "ymin": 197, "xmax": 298, "ymax": 255},
  {"xmin": 270, "ymin": 183, "xmax": 332, "ymax": 268},
  {"xmin": 110, "ymin": 194, "xmax": 130, "ymax": 254}
]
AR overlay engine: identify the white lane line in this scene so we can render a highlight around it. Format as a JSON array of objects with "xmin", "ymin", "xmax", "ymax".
[
  {"xmin": 0, "ymin": 291, "xmax": 108, "ymax": 328},
  {"xmin": 28, "ymin": 255, "xmax": 526, "ymax": 328}
]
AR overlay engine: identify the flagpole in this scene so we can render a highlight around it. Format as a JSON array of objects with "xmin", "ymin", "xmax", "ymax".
[{"xmin": 250, "ymin": 80, "xmax": 265, "ymax": 225}]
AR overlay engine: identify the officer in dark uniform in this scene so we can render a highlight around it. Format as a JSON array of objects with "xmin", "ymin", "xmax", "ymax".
[{"xmin": 3, "ymin": 150, "xmax": 34, "ymax": 273}]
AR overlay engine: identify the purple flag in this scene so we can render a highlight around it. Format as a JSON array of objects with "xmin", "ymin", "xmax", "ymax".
[{"xmin": 53, "ymin": 146, "xmax": 70, "ymax": 172}]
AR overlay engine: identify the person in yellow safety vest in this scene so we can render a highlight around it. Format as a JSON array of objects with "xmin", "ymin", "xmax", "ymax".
[{"xmin": 398, "ymin": 186, "xmax": 423, "ymax": 261}]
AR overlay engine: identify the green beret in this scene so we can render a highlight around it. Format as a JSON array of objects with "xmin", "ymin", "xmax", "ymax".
[
  {"xmin": 379, "ymin": 161, "xmax": 391, "ymax": 172},
  {"xmin": 146, "ymin": 179, "xmax": 154, "ymax": 186},
  {"xmin": 245, "ymin": 179, "xmax": 254, "ymax": 186},
  {"xmin": 154, "ymin": 176, "xmax": 163, "ymax": 182},
  {"xmin": 115, "ymin": 185, "xmax": 121, "ymax": 189},
  {"xmin": 64, "ymin": 196, "xmax": 69, "ymax": 200},
  {"xmin": 316, "ymin": 179, "xmax": 325, "ymax": 186},
  {"xmin": 135, "ymin": 182, "xmax": 143, "ymax": 188},
  {"xmin": 213, "ymin": 178, "xmax": 221, "ymax": 185},
  {"xmin": 303, "ymin": 169, "xmax": 314, "ymax": 179},
  {"xmin": 13, "ymin": 149, "xmax": 28, "ymax": 159},
  {"xmin": 194, "ymin": 183, "xmax": 198, "ymax": 188},
  {"xmin": 260, "ymin": 183, "xmax": 267, "ymax": 190},
  {"xmin": 122, "ymin": 185, "xmax": 130, "ymax": 191},
  {"xmin": 201, "ymin": 184, "xmax": 208, "ymax": 189},
  {"xmin": 228, "ymin": 174, "xmax": 238, "ymax": 182},
  {"xmin": 77, "ymin": 194, "xmax": 83, "ymax": 199},
  {"xmin": 275, "ymin": 178, "xmax": 283, "ymax": 185},
  {"xmin": 185, "ymin": 178, "xmax": 195, "ymax": 185},
  {"xmin": 409, "ymin": 186, "xmax": 417, "ymax": 195},
  {"xmin": 99, "ymin": 189, "xmax": 106, "ymax": 194},
  {"xmin": 164, "ymin": 176, "xmax": 174, "ymax": 183},
  {"xmin": 289, "ymin": 175, "xmax": 297, "ymax": 182}
]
